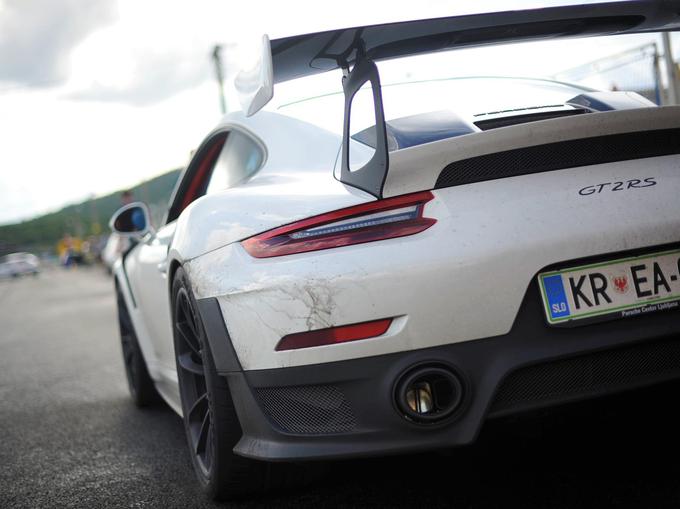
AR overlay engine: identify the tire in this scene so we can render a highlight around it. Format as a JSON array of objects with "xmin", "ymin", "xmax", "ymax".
[
  {"xmin": 172, "ymin": 267, "xmax": 304, "ymax": 500},
  {"xmin": 116, "ymin": 285, "xmax": 158, "ymax": 407}
]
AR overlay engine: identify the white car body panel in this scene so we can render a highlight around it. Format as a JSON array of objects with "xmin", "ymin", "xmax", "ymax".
[
  {"xmin": 170, "ymin": 112, "xmax": 371, "ymax": 262},
  {"xmin": 115, "ymin": 224, "xmax": 183, "ymax": 414},
  {"xmin": 172, "ymin": 170, "xmax": 370, "ymax": 262},
  {"xmin": 187, "ymin": 153, "xmax": 680, "ymax": 370}
]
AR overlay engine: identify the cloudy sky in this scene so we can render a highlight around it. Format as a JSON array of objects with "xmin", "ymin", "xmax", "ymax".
[{"xmin": 0, "ymin": 0, "xmax": 676, "ymax": 225}]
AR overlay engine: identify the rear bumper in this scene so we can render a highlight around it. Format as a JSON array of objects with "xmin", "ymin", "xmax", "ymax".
[{"xmin": 197, "ymin": 275, "xmax": 680, "ymax": 461}]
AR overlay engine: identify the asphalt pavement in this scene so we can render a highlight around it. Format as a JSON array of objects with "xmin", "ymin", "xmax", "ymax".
[{"xmin": 2, "ymin": 267, "xmax": 680, "ymax": 508}]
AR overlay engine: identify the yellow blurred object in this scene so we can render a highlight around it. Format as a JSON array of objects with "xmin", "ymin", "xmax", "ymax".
[{"xmin": 56, "ymin": 235, "xmax": 84, "ymax": 258}]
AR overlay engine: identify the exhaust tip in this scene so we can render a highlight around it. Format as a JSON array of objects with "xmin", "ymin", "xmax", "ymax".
[{"xmin": 395, "ymin": 364, "xmax": 464, "ymax": 424}]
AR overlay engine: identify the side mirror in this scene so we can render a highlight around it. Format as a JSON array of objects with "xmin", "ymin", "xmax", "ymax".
[{"xmin": 109, "ymin": 202, "xmax": 152, "ymax": 237}]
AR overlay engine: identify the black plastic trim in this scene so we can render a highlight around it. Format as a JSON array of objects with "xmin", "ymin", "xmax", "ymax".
[
  {"xmin": 435, "ymin": 127, "xmax": 680, "ymax": 189},
  {"xmin": 195, "ymin": 298, "xmax": 242, "ymax": 373},
  {"xmin": 489, "ymin": 335, "xmax": 680, "ymax": 417},
  {"xmin": 340, "ymin": 56, "xmax": 389, "ymax": 198},
  {"xmin": 474, "ymin": 109, "xmax": 587, "ymax": 130}
]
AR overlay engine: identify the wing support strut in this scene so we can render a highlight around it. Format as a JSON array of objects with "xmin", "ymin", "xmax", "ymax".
[{"xmin": 339, "ymin": 49, "xmax": 389, "ymax": 198}]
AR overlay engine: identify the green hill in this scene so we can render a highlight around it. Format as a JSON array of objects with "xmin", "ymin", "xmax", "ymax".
[{"xmin": 0, "ymin": 169, "xmax": 182, "ymax": 255}]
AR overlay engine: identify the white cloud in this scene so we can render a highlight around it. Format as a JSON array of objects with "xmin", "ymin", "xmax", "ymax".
[{"xmin": 0, "ymin": 0, "xmax": 116, "ymax": 88}]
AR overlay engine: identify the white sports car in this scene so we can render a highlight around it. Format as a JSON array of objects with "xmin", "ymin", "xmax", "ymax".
[{"xmin": 111, "ymin": 1, "xmax": 680, "ymax": 500}]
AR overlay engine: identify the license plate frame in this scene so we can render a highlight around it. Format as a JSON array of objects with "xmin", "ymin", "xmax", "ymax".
[{"xmin": 538, "ymin": 248, "xmax": 680, "ymax": 327}]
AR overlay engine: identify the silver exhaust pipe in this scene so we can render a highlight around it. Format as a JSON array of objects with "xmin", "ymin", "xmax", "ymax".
[{"xmin": 395, "ymin": 364, "xmax": 464, "ymax": 424}]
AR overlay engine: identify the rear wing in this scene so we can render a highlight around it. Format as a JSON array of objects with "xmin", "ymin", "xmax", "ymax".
[{"xmin": 235, "ymin": 1, "xmax": 680, "ymax": 197}]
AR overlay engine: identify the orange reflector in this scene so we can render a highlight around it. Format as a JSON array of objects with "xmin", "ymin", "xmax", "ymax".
[{"xmin": 275, "ymin": 319, "xmax": 393, "ymax": 351}]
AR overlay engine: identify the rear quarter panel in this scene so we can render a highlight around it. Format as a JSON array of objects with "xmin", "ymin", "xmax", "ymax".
[{"xmin": 170, "ymin": 111, "xmax": 373, "ymax": 262}]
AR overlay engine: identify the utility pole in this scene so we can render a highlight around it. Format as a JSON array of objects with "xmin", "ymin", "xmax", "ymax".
[
  {"xmin": 662, "ymin": 32, "xmax": 680, "ymax": 105},
  {"xmin": 212, "ymin": 45, "xmax": 227, "ymax": 115}
]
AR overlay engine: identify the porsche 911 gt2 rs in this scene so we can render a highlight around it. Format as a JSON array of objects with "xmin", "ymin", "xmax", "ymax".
[{"xmin": 110, "ymin": 1, "xmax": 680, "ymax": 499}]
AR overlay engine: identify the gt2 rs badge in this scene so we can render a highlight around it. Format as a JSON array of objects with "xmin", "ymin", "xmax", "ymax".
[{"xmin": 579, "ymin": 177, "xmax": 656, "ymax": 196}]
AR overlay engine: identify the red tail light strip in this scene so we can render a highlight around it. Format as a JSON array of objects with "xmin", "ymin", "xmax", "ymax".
[
  {"xmin": 241, "ymin": 191, "xmax": 436, "ymax": 258},
  {"xmin": 275, "ymin": 318, "xmax": 393, "ymax": 351}
]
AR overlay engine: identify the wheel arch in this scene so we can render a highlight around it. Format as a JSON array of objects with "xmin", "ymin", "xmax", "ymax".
[
  {"xmin": 168, "ymin": 258, "xmax": 182, "ymax": 290},
  {"xmin": 170, "ymin": 260, "xmax": 243, "ymax": 374}
]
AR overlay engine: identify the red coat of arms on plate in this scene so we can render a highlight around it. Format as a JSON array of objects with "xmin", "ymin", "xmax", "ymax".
[{"xmin": 612, "ymin": 275, "xmax": 629, "ymax": 294}]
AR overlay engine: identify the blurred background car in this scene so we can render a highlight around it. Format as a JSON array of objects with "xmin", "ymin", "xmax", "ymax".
[{"xmin": 0, "ymin": 252, "xmax": 40, "ymax": 278}]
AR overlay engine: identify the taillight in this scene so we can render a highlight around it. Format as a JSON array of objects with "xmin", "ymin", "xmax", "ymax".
[
  {"xmin": 275, "ymin": 318, "xmax": 393, "ymax": 351},
  {"xmin": 241, "ymin": 191, "xmax": 436, "ymax": 258}
]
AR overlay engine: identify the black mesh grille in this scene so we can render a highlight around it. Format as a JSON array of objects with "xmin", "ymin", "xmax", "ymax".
[
  {"xmin": 255, "ymin": 384, "xmax": 357, "ymax": 434},
  {"xmin": 490, "ymin": 337, "xmax": 680, "ymax": 416},
  {"xmin": 435, "ymin": 128, "xmax": 680, "ymax": 189}
]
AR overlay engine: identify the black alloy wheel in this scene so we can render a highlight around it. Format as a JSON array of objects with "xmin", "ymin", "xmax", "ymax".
[
  {"xmin": 174, "ymin": 284, "xmax": 215, "ymax": 477},
  {"xmin": 172, "ymin": 268, "xmax": 261, "ymax": 499}
]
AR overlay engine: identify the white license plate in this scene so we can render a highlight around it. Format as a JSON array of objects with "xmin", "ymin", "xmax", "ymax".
[{"xmin": 538, "ymin": 249, "xmax": 680, "ymax": 326}]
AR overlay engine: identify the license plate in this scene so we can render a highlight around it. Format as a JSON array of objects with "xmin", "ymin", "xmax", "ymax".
[{"xmin": 538, "ymin": 249, "xmax": 680, "ymax": 326}]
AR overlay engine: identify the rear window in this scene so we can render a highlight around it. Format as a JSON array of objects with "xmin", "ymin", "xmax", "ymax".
[
  {"xmin": 206, "ymin": 130, "xmax": 264, "ymax": 194},
  {"xmin": 279, "ymin": 77, "xmax": 592, "ymax": 148}
]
